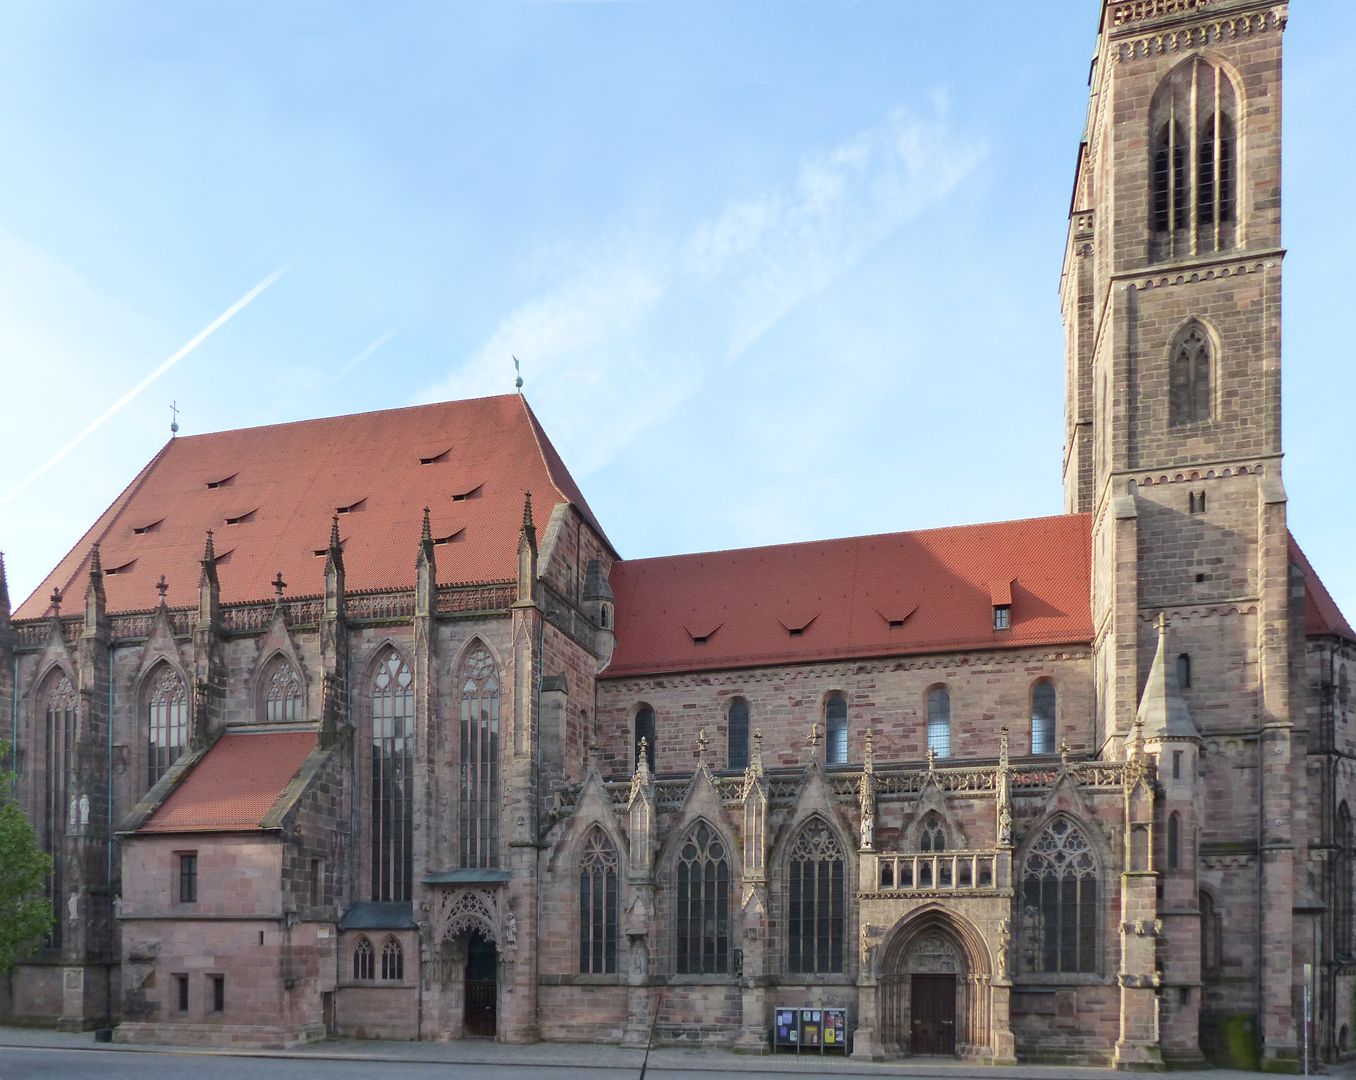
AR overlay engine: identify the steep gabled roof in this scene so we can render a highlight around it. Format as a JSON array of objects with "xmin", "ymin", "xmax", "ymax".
[
  {"xmin": 16, "ymin": 394, "xmax": 612, "ymax": 618},
  {"xmin": 1290, "ymin": 534, "xmax": 1356, "ymax": 642},
  {"xmin": 137, "ymin": 731, "xmax": 316, "ymax": 834},
  {"xmin": 605, "ymin": 513, "xmax": 1094, "ymax": 678}
]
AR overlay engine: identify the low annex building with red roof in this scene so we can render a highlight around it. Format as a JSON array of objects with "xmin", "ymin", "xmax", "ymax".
[{"xmin": 1, "ymin": 2, "xmax": 1353, "ymax": 1068}]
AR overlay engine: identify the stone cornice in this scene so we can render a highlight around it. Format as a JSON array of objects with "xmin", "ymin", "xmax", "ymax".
[{"xmin": 1109, "ymin": 5, "xmax": 1286, "ymax": 63}]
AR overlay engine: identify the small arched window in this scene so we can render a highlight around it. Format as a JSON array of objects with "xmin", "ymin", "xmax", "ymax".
[
  {"xmin": 920, "ymin": 811, "xmax": 946, "ymax": 853},
  {"xmin": 926, "ymin": 686, "xmax": 951, "ymax": 759},
  {"xmin": 353, "ymin": 936, "xmax": 375, "ymax": 980},
  {"xmin": 147, "ymin": 665, "xmax": 189, "ymax": 791},
  {"xmin": 727, "ymin": 698, "xmax": 750, "ymax": 771},
  {"xmin": 381, "ymin": 937, "xmax": 403, "ymax": 980},
  {"xmin": 634, "ymin": 704, "xmax": 656, "ymax": 773},
  {"xmin": 262, "ymin": 658, "xmax": 302, "ymax": 722},
  {"xmin": 459, "ymin": 646, "xmax": 500, "ymax": 869},
  {"xmin": 824, "ymin": 693, "xmax": 848, "ymax": 765},
  {"xmin": 1022, "ymin": 817, "xmax": 1098, "ymax": 974},
  {"xmin": 1177, "ymin": 653, "xmax": 1192, "ymax": 689},
  {"xmin": 1167, "ymin": 812, "xmax": 1181, "ymax": 871},
  {"xmin": 1031, "ymin": 680, "xmax": 1056, "ymax": 755},
  {"xmin": 675, "ymin": 822, "xmax": 730, "ymax": 974},
  {"xmin": 578, "ymin": 827, "xmax": 619, "ymax": 975},
  {"xmin": 787, "ymin": 820, "xmax": 844, "ymax": 974},
  {"xmin": 1170, "ymin": 323, "xmax": 1213, "ymax": 427}
]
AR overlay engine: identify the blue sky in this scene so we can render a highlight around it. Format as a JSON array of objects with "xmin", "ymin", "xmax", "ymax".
[{"xmin": 1, "ymin": 2, "xmax": 1352, "ymax": 623}]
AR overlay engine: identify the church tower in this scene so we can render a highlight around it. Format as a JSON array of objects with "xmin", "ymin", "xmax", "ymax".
[{"xmin": 1062, "ymin": 1, "xmax": 1297, "ymax": 1068}]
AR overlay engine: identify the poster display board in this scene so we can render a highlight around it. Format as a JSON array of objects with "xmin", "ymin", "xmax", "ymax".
[{"xmin": 772, "ymin": 1006, "xmax": 848, "ymax": 1054}]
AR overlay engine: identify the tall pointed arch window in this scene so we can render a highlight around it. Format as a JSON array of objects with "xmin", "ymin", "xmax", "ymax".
[
  {"xmin": 634, "ymin": 704, "xmax": 656, "ymax": 773},
  {"xmin": 43, "ymin": 674, "xmax": 78, "ymax": 951},
  {"xmin": 1031, "ymin": 680, "xmax": 1056, "ymax": 755},
  {"xmin": 1337, "ymin": 803, "xmax": 1353, "ymax": 958},
  {"xmin": 459, "ymin": 646, "xmax": 500, "ymax": 869},
  {"xmin": 1022, "ymin": 817, "xmax": 1098, "ymax": 973},
  {"xmin": 262, "ymin": 658, "xmax": 302, "ymax": 722},
  {"xmin": 675, "ymin": 822, "xmax": 730, "ymax": 974},
  {"xmin": 787, "ymin": 819, "xmax": 844, "ymax": 974},
  {"xmin": 578, "ymin": 827, "xmax": 619, "ymax": 974},
  {"xmin": 1170, "ymin": 322, "xmax": 1214, "ymax": 427},
  {"xmin": 381, "ymin": 937, "xmax": 404, "ymax": 980},
  {"xmin": 727, "ymin": 698, "xmax": 750, "ymax": 771},
  {"xmin": 1149, "ymin": 56, "xmax": 1239, "ymax": 259},
  {"xmin": 926, "ymin": 686, "xmax": 951, "ymax": 758},
  {"xmin": 146, "ymin": 666, "xmax": 188, "ymax": 790},
  {"xmin": 825, "ymin": 693, "xmax": 848, "ymax": 765},
  {"xmin": 353, "ymin": 936, "xmax": 375, "ymax": 980},
  {"xmin": 370, "ymin": 650, "xmax": 414, "ymax": 901}
]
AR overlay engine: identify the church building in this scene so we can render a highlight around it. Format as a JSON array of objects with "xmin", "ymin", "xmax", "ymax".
[{"xmin": 2, "ymin": 0, "xmax": 1353, "ymax": 1068}]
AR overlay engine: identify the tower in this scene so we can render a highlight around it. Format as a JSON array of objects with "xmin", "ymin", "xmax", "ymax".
[{"xmin": 1062, "ymin": 1, "xmax": 1297, "ymax": 1068}]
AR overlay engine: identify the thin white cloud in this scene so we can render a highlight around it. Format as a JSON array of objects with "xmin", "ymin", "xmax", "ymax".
[
  {"xmin": 418, "ymin": 100, "xmax": 985, "ymax": 475},
  {"xmin": 338, "ymin": 326, "xmax": 399, "ymax": 377}
]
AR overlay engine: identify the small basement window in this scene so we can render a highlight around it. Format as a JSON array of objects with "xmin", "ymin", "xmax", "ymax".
[{"xmin": 993, "ymin": 604, "xmax": 1011, "ymax": 630}]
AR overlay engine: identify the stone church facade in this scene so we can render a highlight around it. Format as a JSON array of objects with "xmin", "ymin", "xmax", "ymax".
[{"xmin": 2, "ymin": 0, "xmax": 1353, "ymax": 1068}]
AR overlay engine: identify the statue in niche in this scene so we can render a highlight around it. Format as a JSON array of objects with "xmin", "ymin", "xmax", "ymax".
[
  {"xmin": 79, "ymin": 794, "xmax": 90, "ymax": 828},
  {"xmin": 996, "ymin": 917, "xmax": 1011, "ymax": 980},
  {"xmin": 997, "ymin": 802, "xmax": 1012, "ymax": 847},
  {"xmin": 630, "ymin": 938, "xmax": 648, "ymax": 983},
  {"xmin": 67, "ymin": 892, "xmax": 79, "ymax": 925},
  {"xmin": 68, "ymin": 796, "xmax": 79, "ymax": 830},
  {"xmin": 504, "ymin": 911, "xmax": 518, "ymax": 952}
]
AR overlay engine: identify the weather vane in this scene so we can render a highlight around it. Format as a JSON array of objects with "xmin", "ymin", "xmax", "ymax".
[
  {"xmin": 513, "ymin": 356, "xmax": 523, "ymax": 392},
  {"xmin": 170, "ymin": 400, "xmax": 180, "ymax": 437}
]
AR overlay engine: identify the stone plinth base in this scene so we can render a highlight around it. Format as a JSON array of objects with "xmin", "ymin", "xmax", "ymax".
[
  {"xmin": 1113, "ymin": 1040, "xmax": 1165, "ymax": 1070},
  {"xmin": 114, "ymin": 1021, "xmax": 325, "ymax": 1049}
]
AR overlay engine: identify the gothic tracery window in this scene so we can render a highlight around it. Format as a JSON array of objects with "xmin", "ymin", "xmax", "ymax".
[
  {"xmin": 920, "ymin": 811, "xmax": 947, "ymax": 853},
  {"xmin": 578, "ymin": 827, "xmax": 618, "ymax": 975},
  {"xmin": 927, "ymin": 686, "xmax": 951, "ymax": 759},
  {"xmin": 727, "ymin": 698, "xmax": 750, "ymax": 771},
  {"xmin": 788, "ymin": 820, "xmax": 844, "ymax": 974},
  {"xmin": 370, "ymin": 650, "xmax": 414, "ymax": 902},
  {"xmin": 381, "ymin": 937, "xmax": 403, "ymax": 980},
  {"xmin": 459, "ymin": 646, "xmax": 500, "ymax": 869},
  {"xmin": 1032, "ymin": 680, "xmax": 1056, "ymax": 755},
  {"xmin": 43, "ymin": 674, "xmax": 77, "ymax": 951},
  {"xmin": 825, "ymin": 693, "xmax": 848, "ymax": 765},
  {"xmin": 146, "ymin": 665, "xmax": 188, "ymax": 790},
  {"xmin": 262, "ymin": 658, "xmax": 302, "ymax": 722},
  {"xmin": 675, "ymin": 822, "xmax": 730, "ymax": 975},
  {"xmin": 1170, "ymin": 322, "xmax": 1213, "ymax": 427},
  {"xmin": 1021, "ymin": 817, "xmax": 1099, "ymax": 974},
  {"xmin": 353, "ymin": 936, "xmax": 374, "ymax": 980}
]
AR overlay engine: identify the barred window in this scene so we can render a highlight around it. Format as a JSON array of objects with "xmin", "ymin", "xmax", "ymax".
[
  {"xmin": 927, "ymin": 686, "xmax": 951, "ymax": 758},
  {"xmin": 825, "ymin": 693, "xmax": 848, "ymax": 765},
  {"xmin": 1170, "ymin": 322, "xmax": 1213, "ymax": 428},
  {"xmin": 381, "ymin": 937, "xmax": 403, "ymax": 980},
  {"xmin": 676, "ymin": 822, "xmax": 730, "ymax": 975},
  {"xmin": 353, "ymin": 936, "xmax": 374, "ymax": 980},
  {"xmin": 459, "ymin": 646, "xmax": 500, "ymax": 869},
  {"xmin": 920, "ymin": 811, "xmax": 946, "ymax": 853},
  {"xmin": 1151, "ymin": 122, "xmax": 1188, "ymax": 234},
  {"xmin": 1021, "ymin": 818, "xmax": 1098, "ymax": 974},
  {"xmin": 634, "ymin": 704, "xmax": 656, "ymax": 772},
  {"xmin": 147, "ymin": 665, "xmax": 188, "ymax": 790},
  {"xmin": 43, "ymin": 674, "xmax": 77, "ymax": 950},
  {"xmin": 262, "ymin": 658, "xmax": 302, "ymax": 722},
  {"xmin": 1031, "ymin": 680, "xmax": 1056, "ymax": 755},
  {"xmin": 727, "ymin": 698, "xmax": 750, "ymax": 771},
  {"xmin": 578, "ymin": 827, "xmax": 619, "ymax": 974},
  {"xmin": 787, "ymin": 820, "xmax": 844, "ymax": 974},
  {"xmin": 371, "ymin": 651, "xmax": 414, "ymax": 901}
]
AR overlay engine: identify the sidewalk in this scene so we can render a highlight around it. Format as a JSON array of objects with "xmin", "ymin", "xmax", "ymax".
[{"xmin": 0, "ymin": 1024, "xmax": 1347, "ymax": 1078}]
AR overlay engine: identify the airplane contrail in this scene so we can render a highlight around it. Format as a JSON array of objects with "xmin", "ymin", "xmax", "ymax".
[{"xmin": 1, "ymin": 266, "xmax": 286, "ymax": 507}]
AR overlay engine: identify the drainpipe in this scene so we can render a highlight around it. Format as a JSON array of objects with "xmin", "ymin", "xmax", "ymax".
[{"xmin": 533, "ymin": 607, "xmax": 545, "ymax": 1034}]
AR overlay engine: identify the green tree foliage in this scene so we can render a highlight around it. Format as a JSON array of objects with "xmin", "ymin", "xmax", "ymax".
[{"xmin": 0, "ymin": 741, "xmax": 52, "ymax": 972}]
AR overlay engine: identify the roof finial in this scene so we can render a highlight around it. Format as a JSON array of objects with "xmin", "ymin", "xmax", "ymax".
[
  {"xmin": 50, "ymin": 586, "xmax": 62, "ymax": 617},
  {"xmin": 864, "ymin": 727, "xmax": 875, "ymax": 770},
  {"xmin": 203, "ymin": 529, "xmax": 216, "ymax": 562},
  {"xmin": 696, "ymin": 727, "xmax": 709, "ymax": 766},
  {"xmin": 330, "ymin": 514, "xmax": 342, "ymax": 551},
  {"xmin": 1157, "ymin": 611, "xmax": 1168, "ymax": 637},
  {"xmin": 421, "ymin": 507, "xmax": 432, "ymax": 544},
  {"xmin": 88, "ymin": 541, "xmax": 103, "ymax": 576},
  {"xmin": 522, "ymin": 490, "xmax": 534, "ymax": 532},
  {"xmin": 272, "ymin": 571, "xmax": 287, "ymax": 600},
  {"xmin": 170, "ymin": 400, "xmax": 180, "ymax": 437},
  {"xmin": 156, "ymin": 575, "xmax": 168, "ymax": 604},
  {"xmin": 513, "ymin": 355, "xmax": 524, "ymax": 393}
]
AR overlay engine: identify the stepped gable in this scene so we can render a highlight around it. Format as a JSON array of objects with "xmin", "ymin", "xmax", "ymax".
[
  {"xmin": 138, "ymin": 731, "xmax": 316, "ymax": 834},
  {"xmin": 605, "ymin": 512, "xmax": 1094, "ymax": 677},
  {"xmin": 1291, "ymin": 534, "xmax": 1356, "ymax": 642},
  {"xmin": 15, "ymin": 394, "xmax": 611, "ymax": 618}
]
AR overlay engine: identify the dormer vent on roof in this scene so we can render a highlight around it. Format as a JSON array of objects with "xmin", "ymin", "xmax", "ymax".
[
  {"xmin": 417, "ymin": 448, "xmax": 451, "ymax": 465},
  {"xmin": 103, "ymin": 558, "xmax": 137, "ymax": 576},
  {"xmin": 778, "ymin": 610, "xmax": 819, "ymax": 638},
  {"xmin": 433, "ymin": 528, "xmax": 466, "ymax": 546},
  {"xmin": 451, "ymin": 483, "xmax": 484, "ymax": 503},
  {"xmin": 877, "ymin": 603, "xmax": 918, "ymax": 630},
  {"xmin": 989, "ymin": 579, "xmax": 1014, "ymax": 631},
  {"xmin": 224, "ymin": 509, "xmax": 258, "ymax": 526},
  {"xmin": 335, "ymin": 498, "xmax": 366, "ymax": 515},
  {"xmin": 213, "ymin": 547, "xmax": 235, "ymax": 565},
  {"xmin": 205, "ymin": 473, "xmax": 237, "ymax": 489},
  {"xmin": 313, "ymin": 537, "xmax": 348, "ymax": 557},
  {"xmin": 132, "ymin": 518, "xmax": 165, "ymax": 536},
  {"xmin": 683, "ymin": 618, "xmax": 723, "ymax": 646}
]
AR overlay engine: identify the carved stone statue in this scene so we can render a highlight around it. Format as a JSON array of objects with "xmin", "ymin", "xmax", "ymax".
[
  {"xmin": 79, "ymin": 793, "xmax": 90, "ymax": 828},
  {"xmin": 67, "ymin": 892, "xmax": 79, "ymax": 924},
  {"xmin": 860, "ymin": 802, "xmax": 875, "ymax": 850},
  {"xmin": 504, "ymin": 911, "xmax": 518, "ymax": 952},
  {"xmin": 997, "ymin": 802, "xmax": 1012, "ymax": 847},
  {"xmin": 68, "ymin": 796, "xmax": 79, "ymax": 830},
  {"xmin": 996, "ymin": 916, "xmax": 1011, "ymax": 980},
  {"xmin": 630, "ymin": 938, "xmax": 648, "ymax": 983}
]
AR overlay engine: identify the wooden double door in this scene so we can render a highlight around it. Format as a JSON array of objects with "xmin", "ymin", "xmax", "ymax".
[{"xmin": 910, "ymin": 974, "xmax": 956, "ymax": 1055}]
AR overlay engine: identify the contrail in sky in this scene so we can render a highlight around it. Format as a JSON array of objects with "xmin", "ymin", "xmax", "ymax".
[{"xmin": 1, "ymin": 267, "xmax": 285, "ymax": 507}]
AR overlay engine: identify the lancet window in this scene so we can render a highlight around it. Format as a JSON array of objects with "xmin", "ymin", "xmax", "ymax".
[
  {"xmin": 370, "ymin": 650, "xmax": 414, "ymax": 901},
  {"xmin": 1021, "ymin": 817, "xmax": 1099, "ymax": 974},
  {"xmin": 146, "ymin": 665, "xmax": 188, "ymax": 790},
  {"xmin": 381, "ymin": 937, "xmax": 403, "ymax": 980},
  {"xmin": 578, "ymin": 827, "xmax": 619, "ymax": 975},
  {"xmin": 459, "ymin": 646, "xmax": 500, "ymax": 869},
  {"xmin": 1337, "ymin": 803, "xmax": 1353, "ymax": 958},
  {"xmin": 353, "ymin": 936, "xmax": 374, "ymax": 980},
  {"xmin": 1170, "ymin": 321, "xmax": 1214, "ymax": 427},
  {"xmin": 727, "ymin": 698, "xmax": 750, "ymax": 771},
  {"xmin": 675, "ymin": 822, "xmax": 730, "ymax": 975},
  {"xmin": 920, "ymin": 811, "xmax": 947, "ymax": 853},
  {"xmin": 634, "ymin": 704, "xmax": 656, "ymax": 772},
  {"xmin": 262, "ymin": 658, "xmax": 302, "ymax": 722},
  {"xmin": 1031, "ymin": 680, "xmax": 1056, "ymax": 755},
  {"xmin": 43, "ymin": 674, "xmax": 78, "ymax": 951},
  {"xmin": 787, "ymin": 820, "xmax": 844, "ymax": 974},
  {"xmin": 927, "ymin": 686, "xmax": 951, "ymax": 758},
  {"xmin": 825, "ymin": 693, "xmax": 848, "ymax": 764}
]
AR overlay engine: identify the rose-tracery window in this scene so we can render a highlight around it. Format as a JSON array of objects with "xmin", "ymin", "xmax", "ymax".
[
  {"xmin": 578, "ymin": 827, "xmax": 618, "ymax": 974},
  {"xmin": 43, "ymin": 674, "xmax": 77, "ymax": 951},
  {"xmin": 1170, "ymin": 322, "xmax": 1213, "ymax": 427},
  {"xmin": 147, "ymin": 666, "xmax": 188, "ymax": 790},
  {"xmin": 353, "ymin": 936, "xmax": 374, "ymax": 980},
  {"xmin": 1021, "ymin": 817, "xmax": 1098, "ymax": 974},
  {"xmin": 788, "ymin": 820, "xmax": 844, "ymax": 974},
  {"xmin": 920, "ymin": 811, "xmax": 947, "ymax": 853},
  {"xmin": 262, "ymin": 659, "xmax": 302, "ymax": 722},
  {"xmin": 676, "ymin": 822, "xmax": 730, "ymax": 975},
  {"xmin": 381, "ymin": 937, "xmax": 403, "ymax": 980},
  {"xmin": 370, "ymin": 650, "xmax": 413, "ymax": 902},
  {"xmin": 459, "ymin": 646, "xmax": 500, "ymax": 869}
]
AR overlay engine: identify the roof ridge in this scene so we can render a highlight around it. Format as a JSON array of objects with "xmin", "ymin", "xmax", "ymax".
[{"xmin": 515, "ymin": 394, "xmax": 618, "ymax": 557}]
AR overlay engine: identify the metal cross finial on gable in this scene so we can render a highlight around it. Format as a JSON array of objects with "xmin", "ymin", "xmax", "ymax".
[
  {"xmin": 50, "ymin": 587, "xmax": 62, "ymax": 616},
  {"xmin": 170, "ymin": 400, "xmax": 180, "ymax": 436},
  {"xmin": 156, "ymin": 575, "xmax": 168, "ymax": 603},
  {"xmin": 514, "ymin": 355, "xmax": 523, "ymax": 392},
  {"xmin": 272, "ymin": 572, "xmax": 287, "ymax": 600}
]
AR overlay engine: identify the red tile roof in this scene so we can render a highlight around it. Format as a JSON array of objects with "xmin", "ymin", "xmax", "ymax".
[
  {"xmin": 16, "ymin": 395, "xmax": 611, "ymax": 618},
  {"xmin": 604, "ymin": 514, "xmax": 1095, "ymax": 677},
  {"xmin": 1291, "ymin": 534, "xmax": 1356, "ymax": 642},
  {"xmin": 138, "ymin": 731, "xmax": 317, "ymax": 833}
]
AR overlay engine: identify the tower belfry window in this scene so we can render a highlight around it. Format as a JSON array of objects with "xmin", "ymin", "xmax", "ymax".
[{"xmin": 1170, "ymin": 323, "xmax": 1214, "ymax": 427}]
